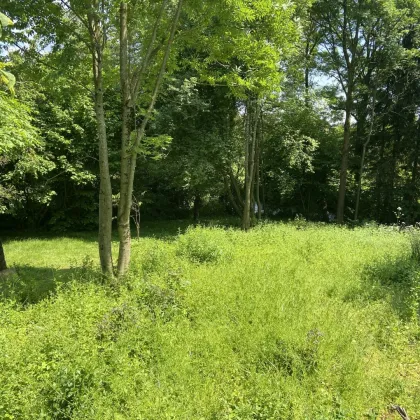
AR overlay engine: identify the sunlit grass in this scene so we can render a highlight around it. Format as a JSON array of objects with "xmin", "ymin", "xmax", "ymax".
[{"xmin": 1, "ymin": 221, "xmax": 420, "ymax": 419}]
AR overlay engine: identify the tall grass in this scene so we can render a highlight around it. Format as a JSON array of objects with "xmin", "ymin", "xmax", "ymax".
[{"xmin": 1, "ymin": 222, "xmax": 420, "ymax": 419}]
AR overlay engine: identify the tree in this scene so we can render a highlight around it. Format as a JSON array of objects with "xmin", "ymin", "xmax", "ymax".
[
  {"xmin": 20, "ymin": 0, "xmax": 186, "ymax": 277},
  {"xmin": 117, "ymin": 0, "xmax": 184, "ymax": 275},
  {"xmin": 316, "ymin": 0, "xmax": 404, "ymax": 223},
  {"xmin": 0, "ymin": 11, "xmax": 44, "ymax": 271},
  {"xmin": 187, "ymin": 0, "xmax": 307, "ymax": 229}
]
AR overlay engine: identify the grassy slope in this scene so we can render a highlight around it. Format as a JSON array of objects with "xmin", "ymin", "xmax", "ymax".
[{"xmin": 1, "ymin": 222, "xmax": 420, "ymax": 419}]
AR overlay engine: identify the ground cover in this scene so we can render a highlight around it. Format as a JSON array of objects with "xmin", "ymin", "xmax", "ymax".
[{"xmin": 1, "ymin": 221, "xmax": 420, "ymax": 419}]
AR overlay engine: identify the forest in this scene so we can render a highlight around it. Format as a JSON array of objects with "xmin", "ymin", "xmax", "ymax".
[{"xmin": 1, "ymin": 0, "xmax": 420, "ymax": 418}]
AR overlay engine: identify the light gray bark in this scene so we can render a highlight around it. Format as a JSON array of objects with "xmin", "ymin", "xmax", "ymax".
[
  {"xmin": 116, "ymin": 0, "xmax": 183, "ymax": 277},
  {"xmin": 88, "ymin": 6, "xmax": 114, "ymax": 277},
  {"xmin": 117, "ymin": 1, "xmax": 132, "ymax": 277}
]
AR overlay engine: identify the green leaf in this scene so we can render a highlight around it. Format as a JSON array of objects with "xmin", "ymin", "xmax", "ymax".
[
  {"xmin": 0, "ymin": 12, "xmax": 13, "ymax": 27},
  {"xmin": 0, "ymin": 12, "xmax": 13, "ymax": 37},
  {"xmin": 0, "ymin": 70, "xmax": 16, "ymax": 94}
]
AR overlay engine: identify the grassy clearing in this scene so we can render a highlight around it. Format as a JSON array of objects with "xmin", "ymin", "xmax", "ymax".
[{"xmin": 1, "ymin": 222, "xmax": 420, "ymax": 419}]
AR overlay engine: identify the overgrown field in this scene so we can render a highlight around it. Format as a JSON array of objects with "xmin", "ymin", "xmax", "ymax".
[{"xmin": 1, "ymin": 222, "xmax": 420, "ymax": 419}]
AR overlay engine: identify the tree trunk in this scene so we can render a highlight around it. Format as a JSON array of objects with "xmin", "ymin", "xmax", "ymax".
[
  {"xmin": 0, "ymin": 240, "xmax": 7, "ymax": 271},
  {"xmin": 408, "ymin": 122, "xmax": 420, "ymax": 222},
  {"xmin": 242, "ymin": 98, "xmax": 261, "ymax": 230},
  {"xmin": 255, "ymin": 116, "xmax": 262, "ymax": 220},
  {"xmin": 355, "ymin": 91, "xmax": 376, "ymax": 221},
  {"xmin": 256, "ymin": 153, "xmax": 262, "ymax": 221},
  {"xmin": 242, "ymin": 99, "xmax": 253, "ymax": 230},
  {"xmin": 193, "ymin": 194, "xmax": 201, "ymax": 222},
  {"xmin": 375, "ymin": 121, "xmax": 386, "ymax": 220},
  {"xmin": 116, "ymin": 0, "xmax": 183, "ymax": 277},
  {"xmin": 337, "ymin": 93, "xmax": 353, "ymax": 224},
  {"xmin": 117, "ymin": 1, "xmax": 132, "ymax": 277},
  {"xmin": 89, "ymin": 10, "xmax": 114, "ymax": 277},
  {"xmin": 354, "ymin": 143, "xmax": 367, "ymax": 221},
  {"xmin": 386, "ymin": 128, "xmax": 400, "ymax": 221},
  {"xmin": 224, "ymin": 175, "xmax": 243, "ymax": 217},
  {"xmin": 304, "ymin": 40, "xmax": 310, "ymax": 107}
]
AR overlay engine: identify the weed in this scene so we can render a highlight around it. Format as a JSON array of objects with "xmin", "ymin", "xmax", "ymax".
[
  {"xmin": 176, "ymin": 225, "xmax": 232, "ymax": 263},
  {"xmin": 1, "ymin": 222, "xmax": 420, "ymax": 418}
]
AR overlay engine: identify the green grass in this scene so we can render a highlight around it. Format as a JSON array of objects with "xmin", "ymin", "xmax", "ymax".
[{"xmin": 1, "ymin": 221, "xmax": 420, "ymax": 419}]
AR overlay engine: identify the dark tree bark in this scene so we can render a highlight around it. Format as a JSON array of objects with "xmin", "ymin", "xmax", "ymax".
[
  {"xmin": 193, "ymin": 194, "xmax": 202, "ymax": 222},
  {"xmin": 224, "ymin": 175, "xmax": 243, "ymax": 217},
  {"xmin": 242, "ymin": 97, "xmax": 261, "ymax": 230},
  {"xmin": 255, "ymin": 115, "xmax": 262, "ymax": 220},
  {"xmin": 375, "ymin": 121, "xmax": 386, "ymax": 220},
  {"xmin": 0, "ymin": 240, "xmax": 7, "ymax": 271},
  {"xmin": 354, "ymin": 90, "xmax": 376, "ymax": 221},
  {"xmin": 337, "ymin": 93, "xmax": 353, "ymax": 223}
]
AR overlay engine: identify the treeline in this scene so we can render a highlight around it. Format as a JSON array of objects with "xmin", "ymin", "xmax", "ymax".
[{"xmin": 1, "ymin": 0, "xmax": 420, "ymax": 234}]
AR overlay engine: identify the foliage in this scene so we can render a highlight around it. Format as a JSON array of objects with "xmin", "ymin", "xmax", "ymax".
[
  {"xmin": 0, "ymin": 91, "xmax": 55, "ymax": 217},
  {"xmin": 0, "ymin": 12, "xmax": 15, "ymax": 94},
  {"xmin": 176, "ymin": 225, "xmax": 233, "ymax": 263},
  {"xmin": 1, "ymin": 0, "xmax": 419, "ymax": 228},
  {"xmin": 0, "ymin": 92, "xmax": 40, "ymax": 158}
]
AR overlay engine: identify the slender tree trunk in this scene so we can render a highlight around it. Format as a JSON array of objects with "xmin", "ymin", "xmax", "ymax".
[
  {"xmin": 355, "ymin": 91, "xmax": 376, "ymax": 221},
  {"xmin": 116, "ymin": 0, "xmax": 183, "ymax": 277},
  {"xmin": 89, "ymin": 11, "xmax": 114, "ymax": 277},
  {"xmin": 354, "ymin": 143, "xmax": 367, "ymax": 221},
  {"xmin": 255, "ymin": 115, "xmax": 262, "ymax": 220},
  {"xmin": 375, "ymin": 121, "xmax": 386, "ymax": 220},
  {"xmin": 256, "ymin": 153, "xmax": 262, "ymax": 221},
  {"xmin": 387, "ymin": 128, "xmax": 400, "ymax": 221},
  {"xmin": 242, "ymin": 100, "xmax": 252, "ymax": 230},
  {"xmin": 411, "ymin": 133, "xmax": 419, "ymax": 187},
  {"xmin": 261, "ymin": 114, "xmax": 266, "ymax": 216},
  {"xmin": 0, "ymin": 240, "xmax": 7, "ymax": 271},
  {"xmin": 193, "ymin": 193, "xmax": 201, "ymax": 222},
  {"xmin": 117, "ymin": 1, "xmax": 132, "ymax": 277},
  {"xmin": 242, "ymin": 98, "xmax": 261, "ymax": 230},
  {"xmin": 304, "ymin": 40, "xmax": 310, "ymax": 108},
  {"xmin": 337, "ymin": 91, "xmax": 353, "ymax": 224},
  {"xmin": 409, "ymin": 122, "xmax": 420, "ymax": 221},
  {"xmin": 224, "ymin": 175, "xmax": 242, "ymax": 217},
  {"xmin": 229, "ymin": 169, "xmax": 243, "ymax": 207}
]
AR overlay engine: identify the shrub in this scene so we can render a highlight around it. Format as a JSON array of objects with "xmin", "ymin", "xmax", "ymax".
[
  {"xmin": 138, "ymin": 242, "xmax": 171, "ymax": 275},
  {"xmin": 176, "ymin": 225, "xmax": 232, "ymax": 264}
]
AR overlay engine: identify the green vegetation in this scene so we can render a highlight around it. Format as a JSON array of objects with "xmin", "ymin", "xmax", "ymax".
[
  {"xmin": 3, "ymin": 1, "xmax": 420, "ymax": 277},
  {"xmin": 2, "ymin": 2, "xmax": 420, "ymax": 417},
  {"xmin": 1, "ymin": 222, "xmax": 420, "ymax": 419}
]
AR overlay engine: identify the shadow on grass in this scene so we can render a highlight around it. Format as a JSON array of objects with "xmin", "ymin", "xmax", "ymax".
[
  {"xmin": 0, "ymin": 262, "xmax": 100, "ymax": 305},
  {"xmin": 1, "ymin": 217, "xmax": 241, "ymax": 244},
  {"xmin": 346, "ymin": 256, "xmax": 420, "ymax": 322}
]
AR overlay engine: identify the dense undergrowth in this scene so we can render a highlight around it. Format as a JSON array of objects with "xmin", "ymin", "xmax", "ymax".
[{"xmin": 1, "ymin": 222, "xmax": 420, "ymax": 419}]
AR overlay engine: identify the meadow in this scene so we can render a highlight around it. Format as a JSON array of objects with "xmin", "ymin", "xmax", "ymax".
[{"xmin": 1, "ymin": 221, "xmax": 420, "ymax": 419}]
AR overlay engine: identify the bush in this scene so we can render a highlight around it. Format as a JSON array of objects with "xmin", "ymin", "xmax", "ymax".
[{"xmin": 175, "ymin": 225, "xmax": 232, "ymax": 264}]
